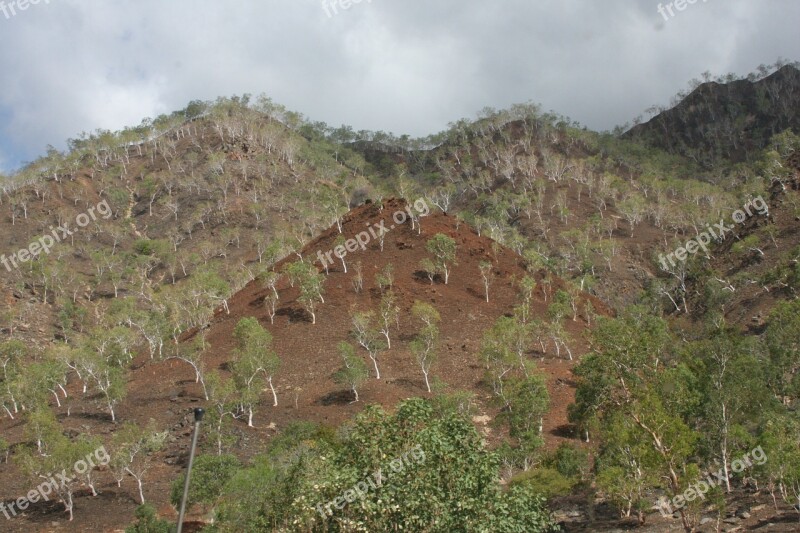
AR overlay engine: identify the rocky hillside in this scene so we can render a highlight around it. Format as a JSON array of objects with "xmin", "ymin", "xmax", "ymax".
[{"xmin": 624, "ymin": 64, "xmax": 800, "ymax": 168}]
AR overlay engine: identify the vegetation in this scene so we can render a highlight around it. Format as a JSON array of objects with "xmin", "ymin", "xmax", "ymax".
[{"xmin": 0, "ymin": 70, "xmax": 798, "ymax": 530}]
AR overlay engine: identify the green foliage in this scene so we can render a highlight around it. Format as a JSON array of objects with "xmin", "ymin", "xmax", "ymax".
[
  {"xmin": 763, "ymin": 300, "xmax": 800, "ymax": 400},
  {"xmin": 211, "ymin": 398, "xmax": 557, "ymax": 532},
  {"xmin": 375, "ymin": 263, "xmax": 394, "ymax": 291},
  {"xmin": 333, "ymin": 341, "xmax": 369, "ymax": 401},
  {"xmin": 426, "ymin": 233, "xmax": 457, "ymax": 284},
  {"xmin": 111, "ymin": 420, "xmax": 168, "ymax": 504},
  {"xmin": 232, "ymin": 316, "xmax": 279, "ymax": 412},
  {"xmin": 170, "ymin": 454, "xmax": 241, "ymax": 511},
  {"xmin": 509, "ymin": 467, "xmax": 574, "ymax": 500},
  {"xmin": 496, "ymin": 375, "xmax": 550, "ymax": 453},
  {"xmin": 552, "ymin": 443, "xmax": 589, "ymax": 480},
  {"xmin": 125, "ymin": 504, "xmax": 173, "ymax": 533},
  {"xmin": 410, "ymin": 301, "xmax": 440, "ymax": 392},
  {"xmin": 285, "ymin": 260, "xmax": 325, "ymax": 323}
]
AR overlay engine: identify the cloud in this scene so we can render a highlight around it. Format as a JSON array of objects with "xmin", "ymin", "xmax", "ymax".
[{"xmin": 0, "ymin": 0, "xmax": 798, "ymax": 170}]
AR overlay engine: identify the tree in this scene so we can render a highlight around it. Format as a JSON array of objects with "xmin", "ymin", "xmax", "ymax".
[
  {"xmin": 25, "ymin": 360, "xmax": 68, "ymax": 408},
  {"xmin": 420, "ymin": 258, "xmax": 436, "ymax": 284},
  {"xmin": 378, "ymin": 290, "xmax": 400, "ymax": 349},
  {"xmin": 410, "ymin": 302, "xmax": 440, "ymax": 392},
  {"xmin": 168, "ymin": 338, "xmax": 208, "ymax": 400},
  {"xmin": 333, "ymin": 341, "xmax": 369, "ymax": 402},
  {"xmin": 763, "ymin": 300, "xmax": 800, "ymax": 404},
  {"xmin": 426, "ymin": 234, "xmax": 457, "ymax": 284},
  {"xmin": 479, "ymin": 261, "xmax": 493, "ymax": 302},
  {"xmin": 498, "ymin": 374, "xmax": 550, "ymax": 456},
  {"xmin": 333, "ymin": 235, "xmax": 347, "ymax": 273},
  {"xmin": 76, "ymin": 349, "xmax": 126, "ymax": 423},
  {"xmin": 375, "ymin": 263, "xmax": 394, "ymax": 292},
  {"xmin": 684, "ymin": 327, "xmax": 767, "ymax": 492},
  {"xmin": 111, "ymin": 420, "xmax": 168, "ymax": 504},
  {"xmin": 0, "ymin": 339, "xmax": 25, "ymax": 418},
  {"xmin": 258, "ymin": 271, "xmax": 281, "ymax": 325},
  {"xmin": 618, "ymin": 192, "xmax": 647, "ymax": 237},
  {"xmin": 595, "ymin": 413, "xmax": 661, "ymax": 523},
  {"xmin": 211, "ymin": 398, "xmax": 557, "ymax": 532},
  {"xmin": 351, "ymin": 311, "xmax": 387, "ymax": 379},
  {"xmin": 232, "ymin": 317, "xmax": 281, "ymax": 424},
  {"xmin": 515, "ymin": 276, "xmax": 537, "ymax": 324},
  {"xmin": 287, "ymin": 261, "xmax": 325, "ymax": 324},
  {"xmin": 169, "ymin": 454, "xmax": 241, "ymax": 516},
  {"xmin": 16, "ymin": 432, "xmax": 104, "ymax": 521},
  {"xmin": 352, "ymin": 261, "xmax": 364, "ymax": 293},
  {"xmin": 570, "ymin": 310, "xmax": 699, "ymax": 531},
  {"xmin": 205, "ymin": 371, "xmax": 239, "ymax": 455}
]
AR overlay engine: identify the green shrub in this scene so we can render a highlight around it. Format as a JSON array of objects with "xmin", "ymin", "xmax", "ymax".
[
  {"xmin": 509, "ymin": 466, "xmax": 574, "ymax": 499},
  {"xmin": 125, "ymin": 504, "xmax": 172, "ymax": 533},
  {"xmin": 170, "ymin": 454, "xmax": 241, "ymax": 511}
]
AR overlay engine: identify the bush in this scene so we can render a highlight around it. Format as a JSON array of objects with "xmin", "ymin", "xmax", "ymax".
[
  {"xmin": 509, "ymin": 466, "xmax": 575, "ymax": 499},
  {"xmin": 125, "ymin": 504, "xmax": 172, "ymax": 533},
  {"xmin": 552, "ymin": 443, "xmax": 589, "ymax": 480},
  {"xmin": 170, "ymin": 454, "xmax": 241, "ymax": 512}
]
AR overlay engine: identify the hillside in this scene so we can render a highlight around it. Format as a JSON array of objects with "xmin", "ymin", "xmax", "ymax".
[
  {"xmin": 0, "ymin": 74, "xmax": 799, "ymax": 531},
  {"xmin": 624, "ymin": 64, "xmax": 800, "ymax": 168}
]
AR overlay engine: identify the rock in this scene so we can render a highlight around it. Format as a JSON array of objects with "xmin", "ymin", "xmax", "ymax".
[
  {"xmin": 736, "ymin": 510, "xmax": 750, "ymax": 519},
  {"xmin": 722, "ymin": 517, "xmax": 739, "ymax": 524},
  {"xmin": 700, "ymin": 517, "xmax": 715, "ymax": 525}
]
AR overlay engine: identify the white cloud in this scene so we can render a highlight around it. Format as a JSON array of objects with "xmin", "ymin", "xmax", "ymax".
[{"xmin": 0, "ymin": 0, "xmax": 798, "ymax": 170}]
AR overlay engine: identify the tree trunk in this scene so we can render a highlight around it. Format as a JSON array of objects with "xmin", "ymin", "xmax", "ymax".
[{"xmin": 269, "ymin": 377, "xmax": 278, "ymax": 406}]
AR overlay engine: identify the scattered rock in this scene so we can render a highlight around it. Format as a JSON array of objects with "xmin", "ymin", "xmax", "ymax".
[{"xmin": 472, "ymin": 415, "xmax": 491, "ymax": 425}]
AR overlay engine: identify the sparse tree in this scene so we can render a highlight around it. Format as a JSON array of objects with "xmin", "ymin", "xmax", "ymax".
[
  {"xmin": 352, "ymin": 261, "xmax": 364, "ymax": 293},
  {"xmin": 426, "ymin": 233, "xmax": 457, "ymax": 284},
  {"xmin": 168, "ymin": 338, "xmax": 208, "ymax": 400},
  {"xmin": 410, "ymin": 302, "xmax": 440, "ymax": 392},
  {"xmin": 111, "ymin": 420, "xmax": 168, "ymax": 505},
  {"xmin": 378, "ymin": 290, "xmax": 400, "ymax": 349},
  {"xmin": 232, "ymin": 317, "xmax": 280, "ymax": 424},
  {"xmin": 479, "ymin": 261, "xmax": 493, "ymax": 302},
  {"xmin": 351, "ymin": 311, "xmax": 387, "ymax": 379},
  {"xmin": 333, "ymin": 341, "xmax": 369, "ymax": 402}
]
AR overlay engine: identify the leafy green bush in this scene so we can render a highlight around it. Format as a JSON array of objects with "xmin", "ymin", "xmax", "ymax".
[
  {"xmin": 509, "ymin": 466, "xmax": 574, "ymax": 499},
  {"xmin": 170, "ymin": 454, "xmax": 241, "ymax": 511},
  {"xmin": 125, "ymin": 504, "xmax": 172, "ymax": 533},
  {"xmin": 212, "ymin": 398, "xmax": 558, "ymax": 532},
  {"xmin": 552, "ymin": 443, "xmax": 589, "ymax": 480}
]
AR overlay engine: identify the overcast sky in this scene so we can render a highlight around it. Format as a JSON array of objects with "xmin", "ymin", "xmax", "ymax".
[{"xmin": 0, "ymin": 0, "xmax": 797, "ymax": 172}]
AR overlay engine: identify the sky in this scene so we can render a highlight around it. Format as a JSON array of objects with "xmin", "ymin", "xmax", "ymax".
[{"xmin": 0, "ymin": 0, "xmax": 798, "ymax": 173}]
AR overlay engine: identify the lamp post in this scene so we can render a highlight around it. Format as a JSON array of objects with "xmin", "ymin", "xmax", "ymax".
[{"xmin": 177, "ymin": 408, "xmax": 204, "ymax": 533}]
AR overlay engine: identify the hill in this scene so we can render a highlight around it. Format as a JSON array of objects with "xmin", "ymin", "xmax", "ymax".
[{"xmin": 624, "ymin": 64, "xmax": 800, "ymax": 168}]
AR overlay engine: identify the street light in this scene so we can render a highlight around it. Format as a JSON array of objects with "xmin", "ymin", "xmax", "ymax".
[{"xmin": 177, "ymin": 407, "xmax": 204, "ymax": 533}]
